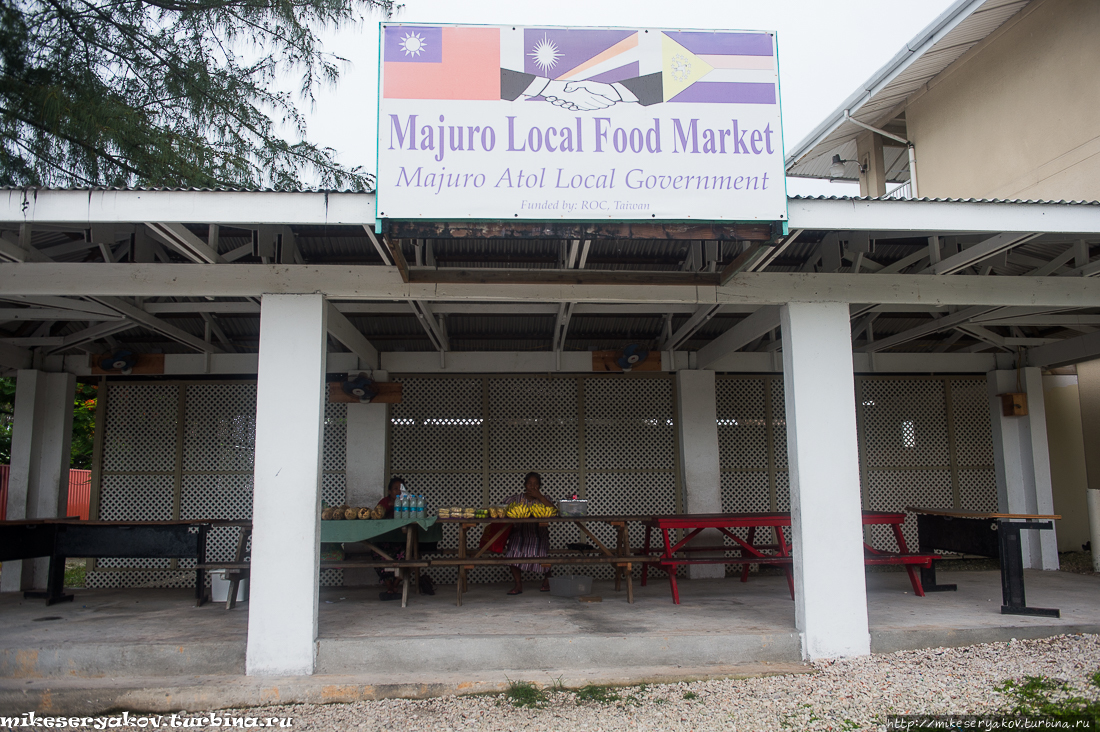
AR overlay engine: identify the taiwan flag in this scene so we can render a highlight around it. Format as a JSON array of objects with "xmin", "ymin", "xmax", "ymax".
[{"xmin": 383, "ymin": 25, "xmax": 501, "ymax": 100}]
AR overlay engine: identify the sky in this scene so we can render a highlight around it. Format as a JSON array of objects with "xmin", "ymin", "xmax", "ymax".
[{"xmin": 304, "ymin": 0, "xmax": 959, "ymax": 196}]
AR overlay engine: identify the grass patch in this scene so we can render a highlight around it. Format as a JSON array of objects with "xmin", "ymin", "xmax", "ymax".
[
  {"xmin": 575, "ymin": 684, "xmax": 621, "ymax": 704},
  {"xmin": 64, "ymin": 560, "xmax": 86, "ymax": 588},
  {"xmin": 505, "ymin": 680, "xmax": 548, "ymax": 709},
  {"xmin": 683, "ymin": 691, "xmax": 699, "ymax": 700},
  {"xmin": 997, "ymin": 671, "xmax": 1100, "ymax": 721}
]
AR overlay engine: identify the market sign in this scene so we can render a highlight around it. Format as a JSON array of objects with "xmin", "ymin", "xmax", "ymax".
[{"xmin": 377, "ymin": 24, "xmax": 787, "ymax": 222}]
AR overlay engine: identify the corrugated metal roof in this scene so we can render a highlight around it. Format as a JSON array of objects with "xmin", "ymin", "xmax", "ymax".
[
  {"xmin": 0, "ymin": 186, "xmax": 371, "ymax": 194},
  {"xmin": 786, "ymin": 0, "xmax": 1032, "ymax": 180},
  {"xmin": 788, "ymin": 195, "xmax": 1100, "ymax": 205}
]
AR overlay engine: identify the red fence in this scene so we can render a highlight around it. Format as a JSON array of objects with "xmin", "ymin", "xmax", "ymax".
[{"xmin": 0, "ymin": 466, "xmax": 92, "ymax": 520}]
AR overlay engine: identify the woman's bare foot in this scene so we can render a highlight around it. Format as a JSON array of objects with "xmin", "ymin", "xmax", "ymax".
[{"xmin": 507, "ymin": 586, "xmax": 522, "ymax": 595}]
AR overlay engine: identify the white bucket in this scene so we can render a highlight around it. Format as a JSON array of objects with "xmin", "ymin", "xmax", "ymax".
[{"xmin": 210, "ymin": 570, "xmax": 249, "ymax": 603}]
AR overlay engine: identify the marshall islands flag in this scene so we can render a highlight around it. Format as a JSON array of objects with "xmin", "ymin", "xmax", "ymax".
[{"xmin": 382, "ymin": 25, "xmax": 777, "ymax": 106}]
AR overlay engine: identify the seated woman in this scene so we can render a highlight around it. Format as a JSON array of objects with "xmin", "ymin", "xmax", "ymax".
[
  {"xmin": 502, "ymin": 471, "xmax": 555, "ymax": 595},
  {"xmin": 372, "ymin": 476, "xmax": 432, "ymax": 600}
]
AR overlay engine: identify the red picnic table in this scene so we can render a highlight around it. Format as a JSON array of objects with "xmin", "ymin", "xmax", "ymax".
[{"xmin": 641, "ymin": 511, "xmax": 935, "ymax": 604}]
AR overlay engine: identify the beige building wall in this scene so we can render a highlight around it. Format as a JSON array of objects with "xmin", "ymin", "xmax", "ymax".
[
  {"xmin": 905, "ymin": 0, "xmax": 1100, "ymax": 201},
  {"xmin": 1042, "ymin": 375, "xmax": 1089, "ymax": 552}
]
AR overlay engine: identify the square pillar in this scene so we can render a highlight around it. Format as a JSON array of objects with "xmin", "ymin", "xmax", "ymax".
[
  {"xmin": 781, "ymin": 302, "xmax": 870, "ymax": 660},
  {"xmin": 1, "ymin": 370, "xmax": 75, "ymax": 592},
  {"xmin": 1078, "ymin": 360, "xmax": 1100, "ymax": 571},
  {"xmin": 246, "ymin": 294, "xmax": 328, "ymax": 676},
  {"xmin": 343, "ymin": 398, "xmax": 389, "ymax": 587},
  {"xmin": 675, "ymin": 370, "xmax": 723, "ymax": 579},
  {"xmin": 987, "ymin": 367, "xmax": 1059, "ymax": 569}
]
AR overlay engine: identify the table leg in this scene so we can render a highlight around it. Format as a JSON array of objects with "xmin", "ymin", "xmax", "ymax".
[
  {"xmin": 612, "ymin": 523, "xmax": 626, "ymax": 592},
  {"xmin": 625, "ymin": 562, "xmax": 633, "ymax": 604},
  {"xmin": 919, "ymin": 562, "xmax": 957, "ymax": 592},
  {"xmin": 663, "ymin": 528, "xmax": 680, "ymax": 605},
  {"xmin": 775, "ymin": 527, "xmax": 795, "ymax": 601},
  {"xmin": 998, "ymin": 522, "xmax": 1058, "ymax": 617},
  {"xmin": 226, "ymin": 526, "xmax": 250, "ymax": 610},
  {"xmin": 410, "ymin": 525, "xmax": 420, "ymax": 595},
  {"xmin": 456, "ymin": 523, "xmax": 467, "ymax": 607},
  {"xmin": 741, "ymin": 527, "xmax": 755, "ymax": 583},
  {"xmin": 641, "ymin": 524, "xmax": 652, "ymax": 587},
  {"xmin": 196, "ymin": 525, "xmax": 208, "ymax": 607}
]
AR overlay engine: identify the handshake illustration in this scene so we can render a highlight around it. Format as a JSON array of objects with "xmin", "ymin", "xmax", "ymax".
[
  {"xmin": 531, "ymin": 79, "xmax": 639, "ymax": 111},
  {"xmin": 501, "ymin": 69, "xmax": 660, "ymax": 109}
]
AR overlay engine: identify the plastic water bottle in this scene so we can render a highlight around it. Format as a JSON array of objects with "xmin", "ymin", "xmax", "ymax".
[
  {"xmin": 417, "ymin": 495, "xmax": 425, "ymax": 519},
  {"xmin": 396, "ymin": 495, "xmax": 406, "ymax": 519}
]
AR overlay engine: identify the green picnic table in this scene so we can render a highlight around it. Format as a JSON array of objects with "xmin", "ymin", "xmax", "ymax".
[
  {"xmin": 320, "ymin": 517, "xmax": 441, "ymax": 607},
  {"xmin": 320, "ymin": 517, "xmax": 441, "ymax": 544}
]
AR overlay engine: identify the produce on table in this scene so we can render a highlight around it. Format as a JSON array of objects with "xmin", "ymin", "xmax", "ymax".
[
  {"xmin": 344, "ymin": 507, "xmax": 358, "ymax": 520},
  {"xmin": 371, "ymin": 505, "xmax": 385, "ymax": 520},
  {"xmin": 330, "ymin": 505, "xmax": 345, "ymax": 520},
  {"xmin": 505, "ymin": 502, "xmax": 531, "ymax": 518},
  {"xmin": 358, "ymin": 507, "xmax": 372, "ymax": 520},
  {"xmin": 321, "ymin": 507, "xmax": 334, "ymax": 521}
]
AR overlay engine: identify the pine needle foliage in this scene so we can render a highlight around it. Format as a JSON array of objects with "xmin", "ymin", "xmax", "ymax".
[{"xmin": 0, "ymin": 0, "xmax": 394, "ymax": 190}]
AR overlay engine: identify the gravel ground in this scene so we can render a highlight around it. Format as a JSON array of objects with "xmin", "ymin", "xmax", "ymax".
[{"xmin": 177, "ymin": 634, "xmax": 1100, "ymax": 731}]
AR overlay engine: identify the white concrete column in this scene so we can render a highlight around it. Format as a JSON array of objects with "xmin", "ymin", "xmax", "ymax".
[
  {"xmin": 675, "ymin": 370, "xmax": 724, "ymax": 579},
  {"xmin": 246, "ymin": 294, "xmax": 328, "ymax": 676},
  {"xmin": 1, "ymin": 370, "xmax": 75, "ymax": 592},
  {"xmin": 780, "ymin": 302, "xmax": 870, "ymax": 660},
  {"xmin": 1078, "ymin": 359, "xmax": 1100, "ymax": 571},
  {"xmin": 987, "ymin": 367, "xmax": 1059, "ymax": 569},
  {"xmin": 343, "ymin": 395, "xmax": 389, "ymax": 586}
]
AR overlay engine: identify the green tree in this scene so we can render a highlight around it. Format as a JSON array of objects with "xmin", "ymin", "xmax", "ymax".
[
  {"xmin": 0, "ymin": 0, "xmax": 393, "ymax": 190},
  {"xmin": 0, "ymin": 377, "xmax": 97, "ymax": 468}
]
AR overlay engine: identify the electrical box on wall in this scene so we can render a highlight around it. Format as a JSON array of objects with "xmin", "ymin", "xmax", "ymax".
[{"xmin": 999, "ymin": 392, "xmax": 1028, "ymax": 417}]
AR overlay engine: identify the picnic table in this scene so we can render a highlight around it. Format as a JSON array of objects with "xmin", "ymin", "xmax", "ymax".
[
  {"xmin": 0, "ymin": 518, "xmax": 250, "ymax": 606},
  {"xmin": 319, "ymin": 517, "xmax": 442, "ymax": 607},
  {"xmin": 436, "ymin": 515, "xmax": 655, "ymax": 606},
  {"xmin": 908, "ymin": 507, "xmax": 1062, "ymax": 617},
  {"xmin": 640, "ymin": 511, "xmax": 938, "ymax": 604}
]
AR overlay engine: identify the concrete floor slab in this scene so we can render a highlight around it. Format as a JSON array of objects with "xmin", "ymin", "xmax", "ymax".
[{"xmin": 1, "ymin": 568, "xmax": 1097, "ymax": 713}]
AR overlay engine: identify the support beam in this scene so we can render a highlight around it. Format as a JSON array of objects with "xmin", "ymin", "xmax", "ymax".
[
  {"xmin": 325, "ymin": 302, "xmax": 379, "ymax": 369},
  {"xmin": 2, "ymin": 264, "xmax": 1100, "ymax": 309},
  {"xmin": 409, "ymin": 300, "xmax": 448, "ymax": 352},
  {"xmin": 0, "ymin": 308, "xmax": 123, "ymax": 321},
  {"xmin": 858, "ymin": 306, "xmax": 1001, "ymax": 353},
  {"xmin": 976, "ymin": 315, "xmax": 1100, "ymax": 327},
  {"xmin": 91, "ymin": 296, "xmax": 222, "ymax": 354},
  {"xmin": 383, "ymin": 235, "xmax": 409, "ymax": 282},
  {"xmin": 44, "ymin": 321, "xmax": 139, "ymax": 354},
  {"xmin": 662, "ymin": 304, "xmax": 721, "ymax": 350},
  {"xmin": 696, "ymin": 306, "xmax": 781, "ymax": 369},
  {"xmin": 247, "ymin": 294, "xmax": 327, "ymax": 676},
  {"xmin": 0, "ymin": 233, "xmax": 50, "ymax": 263},
  {"xmin": 0, "ymin": 295, "xmax": 119, "ymax": 318},
  {"xmin": 0, "ymin": 341, "xmax": 32, "ymax": 370},
  {"xmin": 780, "ymin": 302, "xmax": 869, "ymax": 659},
  {"xmin": 751, "ymin": 229, "xmax": 802, "ymax": 272},
  {"xmin": 1028, "ymin": 329, "xmax": 1100, "ymax": 368},
  {"xmin": 200, "ymin": 313, "xmax": 238, "ymax": 354},
  {"xmin": 922, "ymin": 233, "xmax": 1040, "ymax": 275},
  {"xmin": 145, "ymin": 223, "xmax": 226, "ymax": 264}
]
